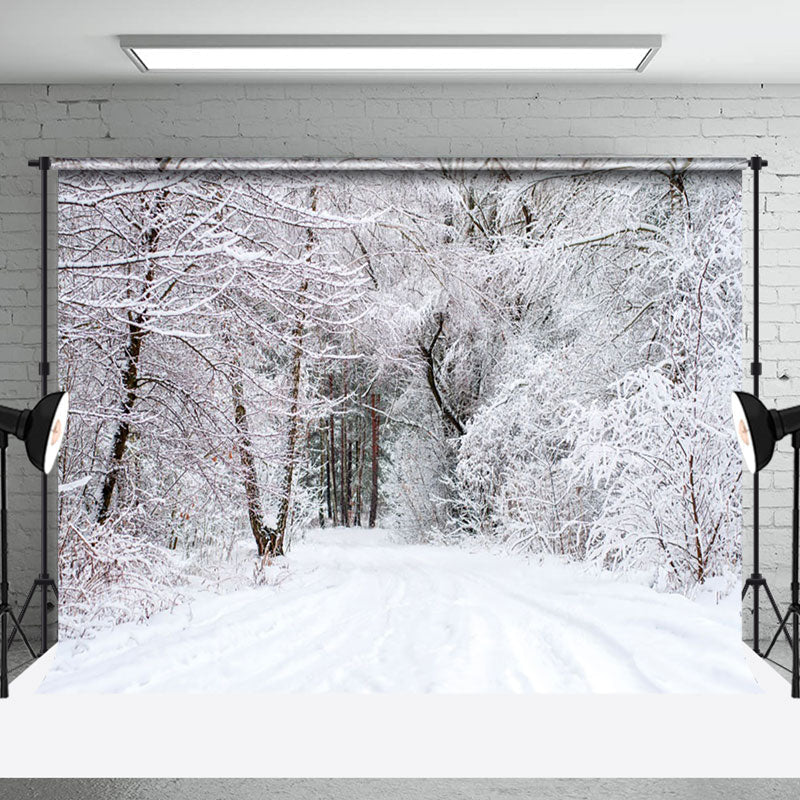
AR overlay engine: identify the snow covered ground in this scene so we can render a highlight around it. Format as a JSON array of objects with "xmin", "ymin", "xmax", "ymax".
[{"xmin": 39, "ymin": 529, "xmax": 758, "ymax": 694}]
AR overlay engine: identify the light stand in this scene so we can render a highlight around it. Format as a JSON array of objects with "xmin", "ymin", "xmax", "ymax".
[
  {"xmin": 764, "ymin": 431, "xmax": 800, "ymax": 697},
  {"xmin": 732, "ymin": 391, "xmax": 800, "ymax": 697},
  {"xmin": 0, "ymin": 432, "xmax": 37, "ymax": 697},
  {"xmin": 0, "ymin": 391, "xmax": 69, "ymax": 698},
  {"xmin": 740, "ymin": 155, "xmax": 788, "ymax": 655}
]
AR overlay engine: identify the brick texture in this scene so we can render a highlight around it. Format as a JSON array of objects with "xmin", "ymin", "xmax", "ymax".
[{"xmin": 1, "ymin": 81, "xmax": 797, "ymax": 640}]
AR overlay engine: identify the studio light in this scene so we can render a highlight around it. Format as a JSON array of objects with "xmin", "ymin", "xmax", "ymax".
[
  {"xmin": 0, "ymin": 391, "xmax": 69, "ymax": 698},
  {"xmin": 120, "ymin": 35, "xmax": 661, "ymax": 74},
  {"xmin": 732, "ymin": 391, "xmax": 800, "ymax": 697},
  {"xmin": 732, "ymin": 391, "xmax": 800, "ymax": 474},
  {"xmin": 0, "ymin": 392, "xmax": 70, "ymax": 475}
]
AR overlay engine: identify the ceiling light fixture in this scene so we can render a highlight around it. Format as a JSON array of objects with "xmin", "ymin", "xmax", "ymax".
[{"xmin": 120, "ymin": 35, "xmax": 661, "ymax": 74}]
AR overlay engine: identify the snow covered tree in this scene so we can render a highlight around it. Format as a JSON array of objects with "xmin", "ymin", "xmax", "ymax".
[{"xmin": 58, "ymin": 164, "xmax": 742, "ymax": 636}]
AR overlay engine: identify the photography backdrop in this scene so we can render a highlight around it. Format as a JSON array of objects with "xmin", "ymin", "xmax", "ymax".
[{"xmin": 49, "ymin": 157, "xmax": 747, "ymax": 692}]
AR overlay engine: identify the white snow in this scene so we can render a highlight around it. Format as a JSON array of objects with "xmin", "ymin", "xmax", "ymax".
[
  {"xmin": 39, "ymin": 528, "xmax": 758, "ymax": 694},
  {"xmin": 58, "ymin": 475, "xmax": 91, "ymax": 493}
]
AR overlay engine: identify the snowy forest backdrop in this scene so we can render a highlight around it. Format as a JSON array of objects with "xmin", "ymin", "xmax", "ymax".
[{"xmin": 56, "ymin": 162, "xmax": 743, "ymax": 639}]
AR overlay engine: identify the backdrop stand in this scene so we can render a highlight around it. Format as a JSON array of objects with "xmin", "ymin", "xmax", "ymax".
[
  {"xmin": 740, "ymin": 155, "xmax": 790, "ymax": 656},
  {"xmin": 10, "ymin": 157, "xmax": 58, "ymax": 657}
]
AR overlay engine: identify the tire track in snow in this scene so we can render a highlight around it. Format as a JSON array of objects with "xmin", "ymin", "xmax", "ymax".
[{"xmin": 39, "ymin": 528, "xmax": 758, "ymax": 694}]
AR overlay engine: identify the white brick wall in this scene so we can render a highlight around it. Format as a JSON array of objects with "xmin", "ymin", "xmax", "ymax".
[{"xmin": 1, "ymin": 81, "xmax": 797, "ymax": 640}]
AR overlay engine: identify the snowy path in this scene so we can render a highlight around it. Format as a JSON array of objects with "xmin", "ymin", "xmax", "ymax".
[{"xmin": 40, "ymin": 529, "xmax": 758, "ymax": 693}]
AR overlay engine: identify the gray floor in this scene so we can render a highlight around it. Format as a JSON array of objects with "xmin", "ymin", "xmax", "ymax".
[{"xmin": 0, "ymin": 780, "xmax": 797, "ymax": 800}]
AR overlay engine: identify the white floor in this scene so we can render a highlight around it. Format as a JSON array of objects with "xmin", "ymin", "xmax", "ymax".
[
  {"xmin": 25, "ymin": 529, "xmax": 764, "ymax": 694},
  {"xmin": 4, "ymin": 595, "xmax": 796, "ymax": 779}
]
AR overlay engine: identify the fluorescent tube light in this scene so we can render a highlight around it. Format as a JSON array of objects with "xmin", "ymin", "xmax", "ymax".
[{"xmin": 120, "ymin": 35, "xmax": 661, "ymax": 74}]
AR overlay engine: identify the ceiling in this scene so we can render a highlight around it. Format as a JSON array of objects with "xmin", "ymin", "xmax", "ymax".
[{"xmin": 1, "ymin": 0, "xmax": 798, "ymax": 84}]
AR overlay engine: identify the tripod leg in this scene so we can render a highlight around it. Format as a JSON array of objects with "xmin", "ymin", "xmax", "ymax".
[
  {"xmin": 765, "ymin": 607, "xmax": 792, "ymax": 660},
  {"xmin": 742, "ymin": 580, "xmax": 762, "ymax": 652},
  {"xmin": 794, "ymin": 610, "xmax": 800, "ymax": 699},
  {"xmin": 763, "ymin": 583, "xmax": 794, "ymax": 648},
  {"xmin": 7, "ymin": 581, "xmax": 36, "ymax": 648},
  {"xmin": 1, "ymin": 611, "xmax": 7, "ymax": 698},
  {"xmin": 8, "ymin": 610, "xmax": 36, "ymax": 659},
  {"xmin": 753, "ymin": 582, "xmax": 761, "ymax": 652}
]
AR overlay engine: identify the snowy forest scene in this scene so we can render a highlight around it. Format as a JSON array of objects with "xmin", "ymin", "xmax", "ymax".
[{"xmin": 41, "ymin": 160, "xmax": 757, "ymax": 693}]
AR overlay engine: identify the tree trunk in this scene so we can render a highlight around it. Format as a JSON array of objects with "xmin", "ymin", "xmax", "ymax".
[
  {"xmin": 328, "ymin": 374, "xmax": 339, "ymax": 527},
  {"xmin": 419, "ymin": 314, "xmax": 465, "ymax": 436},
  {"xmin": 346, "ymin": 439, "xmax": 353, "ymax": 523},
  {"xmin": 340, "ymin": 367, "xmax": 350, "ymax": 526},
  {"xmin": 320, "ymin": 421, "xmax": 332, "ymax": 519},
  {"xmin": 272, "ymin": 187, "xmax": 317, "ymax": 556},
  {"xmin": 369, "ymin": 392, "xmax": 380, "ymax": 528},
  {"xmin": 319, "ymin": 423, "xmax": 327, "ymax": 528},
  {"xmin": 97, "ymin": 221, "xmax": 160, "ymax": 525},
  {"xmin": 273, "ymin": 279, "xmax": 308, "ymax": 556},
  {"xmin": 232, "ymin": 373, "xmax": 272, "ymax": 557},
  {"xmin": 340, "ymin": 412, "xmax": 349, "ymax": 527},
  {"xmin": 355, "ymin": 421, "xmax": 364, "ymax": 526}
]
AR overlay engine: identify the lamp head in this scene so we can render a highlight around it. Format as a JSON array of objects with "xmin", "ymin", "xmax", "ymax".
[
  {"xmin": 0, "ymin": 391, "xmax": 69, "ymax": 474},
  {"xmin": 732, "ymin": 391, "xmax": 800, "ymax": 474},
  {"xmin": 731, "ymin": 391, "xmax": 775, "ymax": 473},
  {"xmin": 27, "ymin": 392, "xmax": 69, "ymax": 473}
]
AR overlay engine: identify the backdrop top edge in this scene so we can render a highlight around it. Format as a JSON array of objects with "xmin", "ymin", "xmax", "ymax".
[{"xmin": 48, "ymin": 157, "xmax": 750, "ymax": 172}]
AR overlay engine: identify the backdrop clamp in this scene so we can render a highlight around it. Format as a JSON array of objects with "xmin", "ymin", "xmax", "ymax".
[{"xmin": 27, "ymin": 157, "xmax": 51, "ymax": 171}]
